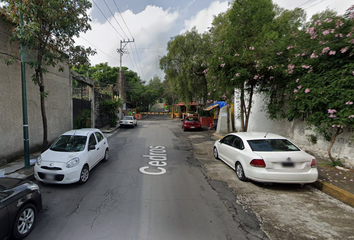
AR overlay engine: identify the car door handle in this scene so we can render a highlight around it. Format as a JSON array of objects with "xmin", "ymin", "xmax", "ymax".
[{"xmin": 97, "ymin": 148, "xmax": 99, "ymax": 150}]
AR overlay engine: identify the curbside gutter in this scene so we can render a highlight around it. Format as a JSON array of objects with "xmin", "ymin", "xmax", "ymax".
[{"xmin": 211, "ymin": 133, "xmax": 354, "ymax": 208}]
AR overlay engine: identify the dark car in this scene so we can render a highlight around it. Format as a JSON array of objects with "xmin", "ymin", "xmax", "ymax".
[
  {"xmin": 0, "ymin": 177, "xmax": 42, "ymax": 240},
  {"xmin": 182, "ymin": 116, "xmax": 202, "ymax": 131}
]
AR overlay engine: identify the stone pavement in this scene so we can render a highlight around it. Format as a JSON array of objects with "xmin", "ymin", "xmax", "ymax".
[{"xmin": 1, "ymin": 126, "xmax": 353, "ymax": 209}]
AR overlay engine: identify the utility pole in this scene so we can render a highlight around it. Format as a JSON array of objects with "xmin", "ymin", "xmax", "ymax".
[
  {"xmin": 116, "ymin": 39, "xmax": 134, "ymax": 119},
  {"xmin": 20, "ymin": 0, "xmax": 30, "ymax": 168}
]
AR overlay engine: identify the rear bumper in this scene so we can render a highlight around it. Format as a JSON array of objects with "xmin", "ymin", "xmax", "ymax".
[
  {"xmin": 183, "ymin": 125, "xmax": 202, "ymax": 130},
  {"xmin": 246, "ymin": 167, "xmax": 319, "ymax": 184}
]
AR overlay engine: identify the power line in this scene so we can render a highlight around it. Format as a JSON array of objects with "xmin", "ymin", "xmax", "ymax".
[
  {"xmin": 92, "ymin": 0, "xmax": 125, "ymax": 39},
  {"xmin": 103, "ymin": 0, "xmax": 129, "ymax": 39},
  {"xmin": 80, "ymin": 36, "xmax": 119, "ymax": 61},
  {"xmin": 113, "ymin": 0, "xmax": 146, "ymax": 80}
]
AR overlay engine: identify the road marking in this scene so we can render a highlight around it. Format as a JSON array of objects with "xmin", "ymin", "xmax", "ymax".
[{"xmin": 139, "ymin": 146, "xmax": 167, "ymax": 175}]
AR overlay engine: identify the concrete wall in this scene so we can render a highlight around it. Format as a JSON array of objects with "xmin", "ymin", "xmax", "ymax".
[
  {"xmin": 0, "ymin": 17, "xmax": 72, "ymax": 166},
  {"xmin": 233, "ymin": 90, "xmax": 354, "ymax": 168}
]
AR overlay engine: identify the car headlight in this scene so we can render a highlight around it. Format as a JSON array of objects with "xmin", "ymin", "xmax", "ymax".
[
  {"xmin": 66, "ymin": 157, "xmax": 80, "ymax": 168},
  {"xmin": 36, "ymin": 155, "xmax": 42, "ymax": 166}
]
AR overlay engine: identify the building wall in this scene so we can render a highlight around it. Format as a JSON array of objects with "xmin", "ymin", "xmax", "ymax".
[
  {"xmin": 234, "ymin": 90, "xmax": 354, "ymax": 168},
  {"xmin": 0, "ymin": 17, "xmax": 72, "ymax": 166}
]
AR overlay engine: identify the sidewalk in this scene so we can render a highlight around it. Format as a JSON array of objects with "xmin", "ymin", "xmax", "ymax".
[{"xmin": 1, "ymin": 128, "xmax": 354, "ymax": 209}]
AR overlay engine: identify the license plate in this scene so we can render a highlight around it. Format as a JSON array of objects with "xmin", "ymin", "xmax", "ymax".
[
  {"xmin": 45, "ymin": 174, "xmax": 55, "ymax": 180},
  {"xmin": 282, "ymin": 162, "xmax": 294, "ymax": 167},
  {"xmin": 191, "ymin": 126, "xmax": 195, "ymax": 128}
]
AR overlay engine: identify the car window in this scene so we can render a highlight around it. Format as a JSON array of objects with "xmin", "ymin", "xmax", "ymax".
[
  {"xmin": 248, "ymin": 139, "xmax": 300, "ymax": 152},
  {"xmin": 123, "ymin": 116, "xmax": 133, "ymax": 120},
  {"xmin": 89, "ymin": 134, "xmax": 97, "ymax": 146},
  {"xmin": 233, "ymin": 136, "xmax": 245, "ymax": 150},
  {"xmin": 221, "ymin": 135, "xmax": 235, "ymax": 146},
  {"xmin": 94, "ymin": 132, "xmax": 104, "ymax": 142},
  {"xmin": 50, "ymin": 135, "xmax": 87, "ymax": 152},
  {"xmin": 186, "ymin": 117, "xmax": 199, "ymax": 122}
]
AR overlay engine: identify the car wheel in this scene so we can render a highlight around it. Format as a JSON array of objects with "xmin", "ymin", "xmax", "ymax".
[
  {"xmin": 103, "ymin": 149, "xmax": 109, "ymax": 162},
  {"xmin": 12, "ymin": 203, "xmax": 37, "ymax": 240},
  {"xmin": 78, "ymin": 165, "xmax": 89, "ymax": 184},
  {"xmin": 236, "ymin": 162, "xmax": 248, "ymax": 181},
  {"xmin": 213, "ymin": 147, "xmax": 219, "ymax": 159}
]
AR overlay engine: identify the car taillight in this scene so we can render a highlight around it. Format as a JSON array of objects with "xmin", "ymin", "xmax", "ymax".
[
  {"xmin": 311, "ymin": 159, "xmax": 317, "ymax": 168},
  {"xmin": 250, "ymin": 159, "xmax": 266, "ymax": 168}
]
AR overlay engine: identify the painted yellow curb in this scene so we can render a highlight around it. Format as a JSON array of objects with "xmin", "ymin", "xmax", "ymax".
[{"xmin": 313, "ymin": 180, "xmax": 354, "ymax": 208}]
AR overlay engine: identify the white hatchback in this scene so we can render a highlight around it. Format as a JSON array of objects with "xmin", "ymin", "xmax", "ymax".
[
  {"xmin": 213, "ymin": 132, "xmax": 318, "ymax": 184},
  {"xmin": 34, "ymin": 128, "xmax": 109, "ymax": 184}
]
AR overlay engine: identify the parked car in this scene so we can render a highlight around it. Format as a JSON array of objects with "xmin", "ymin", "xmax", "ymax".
[
  {"xmin": 182, "ymin": 116, "xmax": 202, "ymax": 131},
  {"xmin": 213, "ymin": 132, "xmax": 318, "ymax": 184},
  {"xmin": 0, "ymin": 177, "xmax": 42, "ymax": 240},
  {"xmin": 119, "ymin": 116, "xmax": 137, "ymax": 128},
  {"xmin": 34, "ymin": 128, "xmax": 109, "ymax": 184}
]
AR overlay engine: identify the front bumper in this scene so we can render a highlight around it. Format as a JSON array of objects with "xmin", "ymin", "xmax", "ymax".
[{"xmin": 34, "ymin": 164, "xmax": 82, "ymax": 184}]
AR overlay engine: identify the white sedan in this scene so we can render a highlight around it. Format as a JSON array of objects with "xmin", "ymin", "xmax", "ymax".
[
  {"xmin": 34, "ymin": 128, "xmax": 109, "ymax": 184},
  {"xmin": 213, "ymin": 132, "xmax": 318, "ymax": 184},
  {"xmin": 119, "ymin": 116, "xmax": 137, "ymax": 128}
]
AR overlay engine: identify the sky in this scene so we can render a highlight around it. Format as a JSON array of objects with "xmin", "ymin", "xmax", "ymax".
[{"xmin": 74, "ymin": 0, "xmax": 354, "ymax": 82}]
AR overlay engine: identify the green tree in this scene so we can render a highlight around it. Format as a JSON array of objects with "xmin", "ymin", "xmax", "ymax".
[
  {"xmin": 160, "ymin": 27, "xmax": 210, "ymax": 104},
  {"xmin": 1, "ymin": 0, "xmax": 96, "ymax": 150},
  {"xmin": 72, "ymin": 62, "xmax": 119, "ymax": 85},
  {"xmin": 206, "ymin": 0, "xmax": 279, "ymax": 132}
]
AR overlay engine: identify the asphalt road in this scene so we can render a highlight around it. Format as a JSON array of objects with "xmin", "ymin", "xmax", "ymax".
[{"xmin": 26, "ymin": 116, "xmax": 267, "ymax": 240}]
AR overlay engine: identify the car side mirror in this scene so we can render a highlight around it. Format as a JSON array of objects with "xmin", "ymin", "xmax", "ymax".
[{"xmin": 88, "ymin": 145, "xmax": 96, "ymax": 151}]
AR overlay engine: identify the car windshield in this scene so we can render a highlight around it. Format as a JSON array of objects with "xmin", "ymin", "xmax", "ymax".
[
  {"xmin": 123, "ymin": 116, "xmax": 133, "ymax": 120},
  {"xmin": 50, "ymin": 135, "xmax": 87, "ymax": 152},
  {"xmin": 247, "ymin": 139, "xmax": 300, "ymax": 152}
]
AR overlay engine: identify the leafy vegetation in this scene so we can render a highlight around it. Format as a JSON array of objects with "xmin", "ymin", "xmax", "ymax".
[
  {"xmin": 74, "ymin": 109, "xmax": 92, "ymax": 129},
  {"xmin": 100, "ymin": 96, "xmax": 124, "ymax": 127}
]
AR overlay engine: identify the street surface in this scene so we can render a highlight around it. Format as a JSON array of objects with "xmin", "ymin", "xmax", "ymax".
[{"xmin": 27, "ymin": 116, "xmax": 266, "ymax": 240}]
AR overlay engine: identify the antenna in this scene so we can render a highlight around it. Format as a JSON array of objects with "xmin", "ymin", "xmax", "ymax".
[{"xmin": 264, "ymin": 132, "xmax": 268, "ymax": 138}]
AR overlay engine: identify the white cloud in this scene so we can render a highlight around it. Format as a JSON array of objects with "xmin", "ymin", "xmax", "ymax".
[
  {"xmin": 181, "ymin": 1, "xmax": 229, "ymax": 34},
  {"xmin": 76, "ymin": 5, "xmax": 180, "ymax": 81}
]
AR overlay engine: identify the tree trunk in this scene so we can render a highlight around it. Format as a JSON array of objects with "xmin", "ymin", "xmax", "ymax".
[
  {"xmin": 244, "ymin": 85, "xmax": 254, "ymax": 132},
  {"xmin": 37, "ymin": 68, "xmax": 48, "ymax": 151},
  {"xmin": 327, "ymin": 127, "xmax": 343, "ymax": 162},
  {"xmin": 240, "ymin": 86, "xmax": 245, "ymax": 132}
]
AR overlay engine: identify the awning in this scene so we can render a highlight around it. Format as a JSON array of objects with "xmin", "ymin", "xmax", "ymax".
[
  {"xmin": 176, "ymin": 101, "xmax": 198, "ymax": 106},
  {"xmin": 203, "ymin": 101, "xmax": 227, "ymax": 111},
  {"xmin": 204, "ymin": 103, "xmax": 219, "ymax": 111}
]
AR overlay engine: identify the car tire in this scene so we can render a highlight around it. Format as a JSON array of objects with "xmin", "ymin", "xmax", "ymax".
[
  {"xmin": 78, "ymin": 165, "xmax": 89, "ymax": 184},
  {"xmin": 213, "ymin": 147, "xmax": 219, "ymax": 159},
  {"xmin": 103, "ymin": 149, "xmax": 109, "ymax": 162},
  {"xmin": 12, "ymin": 203, "xmax": 37, "ymax": 240},
  {"xmin": 236, "ymin": 162, "xmax": 248, "ymax": 181}
]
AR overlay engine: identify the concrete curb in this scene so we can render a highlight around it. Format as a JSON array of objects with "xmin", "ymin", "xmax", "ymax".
[
  {"xmin": 211, "ymin": 133, "xmax": 354, "ymax": 208},
  {"xmin": 312, "ymin": 180, "xmax": 354, "ymax": 208}
]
